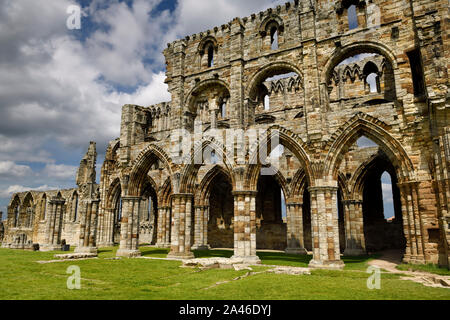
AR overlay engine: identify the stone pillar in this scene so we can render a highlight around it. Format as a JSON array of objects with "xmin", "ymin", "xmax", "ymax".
[
  {"xmin": 231, "ymin": 191, "xmax": 260, "ymax": 264},
  {"xmin": 75, "ymin": 200, "xmax": 100, "ymax": 254},
  {"xmin": 167, "ymin": 194, "xmax": 195, "ymax": 259},
  {"xmin": 398, "ymin": 182, "xmax": 425, "ymax": 264},
  {"xmin": 40, "ymin": 196, "xmax": 65, "ymax": 251},
  {"xmin": 101, "ymin": 208, "xmax": 115, "ymax": 247},
  {"xmin": 156, "ymin": 207, "xmax": 171, "ymax": 248},
  {"xmin": 192, "ymin": 205, "xmax": 210, "ymax": 250},
  {"xmin": 116, "ymin": 196, "xmax": 142, "ymax": 257},
  {"xmin": 285, "ymin": 202, "xmax": 307, "ymax": 254},
  {"xmin": 343, "ymin": 200, "xmax": 366, "ymax": 256},
  {"xmin": 308, "ymin": 186, "xmax": 345, "ymax": 269}
]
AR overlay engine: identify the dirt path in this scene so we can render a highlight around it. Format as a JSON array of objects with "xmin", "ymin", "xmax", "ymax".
[{"xmin": 368, "ymin": 250, "xmax": 450, "ymax": 289}]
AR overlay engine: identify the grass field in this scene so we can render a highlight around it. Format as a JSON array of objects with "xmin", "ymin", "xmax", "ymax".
[{"xmin": 0, "ymin": 246, "xmax": 449, "ymax": 300}]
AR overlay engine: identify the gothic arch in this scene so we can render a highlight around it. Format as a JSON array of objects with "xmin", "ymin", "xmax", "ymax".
[
  {"xmin": 197, "ymin": 36, "xmax": 219, "ymax": 55},
  {"xmin": 195, "ymin": 165, "xmax": 233, "ymax": 206},
  {"xmin": 128, "ymin": 144, "xmax": 175, "ymax": 196},
  {"xmin": 179, "ymin": 138, "xmax": 235, "ymax": 194},
  {"xmin": 185, "ymin": 79, "xmax": 231, "ymax": 113},
  {"xmin": 246, "ymin": 62, "xmax": 304, "ymax": 101},
  {"xmin": 321, "ymin": 41, "xmax": 398, "ymax": 86},
  {"xmin": 324, "ymin": 113, "xmax": 415, "ymax": 182},
  {"xmin": 289, "ymin": 168, "xmax": 308, "ymax": 202},
  {"xmin": 158, "ymin": 177, "xmax": 172, "ymax": 207},
  {"xmin": 106, "ymin": 178, "xmax": 122, "ymax": 209},
  {"xmin": 247, "ymin": 125, "xmax": 313, "ymax": 190},
  {"xmin": 259, "ymin": 14, "xmax": 285, "ymax": 36}
]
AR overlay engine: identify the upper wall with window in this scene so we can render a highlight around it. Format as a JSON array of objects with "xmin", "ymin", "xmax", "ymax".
[{"xmin": 328, "ymin": 53, "xmax": 396, "ymax": 104}]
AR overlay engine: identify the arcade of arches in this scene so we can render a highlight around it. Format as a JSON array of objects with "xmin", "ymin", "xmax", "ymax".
[{"xmin": 2, "ymin": 0, "xmax": 449, "ymax": 269}]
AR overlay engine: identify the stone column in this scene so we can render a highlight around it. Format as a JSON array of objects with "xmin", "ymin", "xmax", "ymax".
[
  {"xmin": 75, "ymin": 199, "xmax": 100, "ymax": 254},
  {"xmin": 398, "ymin": 182, "xmax": 425, "ymax": 264},
  {"xmin": 116, "ymin": 196, "xmax": 141, "ymax": 257},
  {"xmin": 285, "ymin": 202, "xmax": 307, "ymax": 254},
  {"xmin": 163, "ymin": 207, "xmax": 171, "ymax": 247},
  {"xmin": 192, "ymin": 205, "xmax": 210, "ymax": 250},
  {"xmin": 308, "ymin": 186, "xmax": 345, "ymax": 269},
  {"xmin": 167, "ymin": 194, "xmax": 195, "ymax": 259},
  {"xmin": 100, "ymin": 207, "xmax": 115, "ymax": 247},
  {"xmin": 231, "ymin": 191, "xmax": 260, "ymax": 264},
  {"xmin": 343, "ymin": 200, "xmax": 366, "ymax": 256},
  {"xmin": 156, "ymin": 207, "xmax": 171, "ymax": 248},
  {"xmin": 40, "ymin": 196, "xmax": 65, "ymax": 251}
]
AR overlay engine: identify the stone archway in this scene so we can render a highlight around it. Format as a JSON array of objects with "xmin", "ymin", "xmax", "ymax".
[{"xmin": 325, "ymin": 114, "xmax": 424, "ymax": 263}]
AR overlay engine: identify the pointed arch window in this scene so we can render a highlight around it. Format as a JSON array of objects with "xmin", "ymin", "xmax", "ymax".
[
  {"xmin": 270, "ymin": 26, "xmax": 279, "ymax": 50},
  {"xmin": 348, "ymin": 5, "xmax": 358, "ymax": 29},
  {"xmin": 207, "ymin": 45, "xmax": 214, "ymax": 67},
  {"xmin": 73, "ymin": 193, "xmax": 79, "ymax": 222}
]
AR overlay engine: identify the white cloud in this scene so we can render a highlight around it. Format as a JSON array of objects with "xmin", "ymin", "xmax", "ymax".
[
  {"xmin": 41, "ymin": 164, "xmax": 78, "ymax": 180},
  {"xmin": 0, "ymin": 184, "xmax": 56, "ymax": 198},
  {"xmin": 382, "ymin": 183, "xmax": 394, "ymax": 204},
  {"xmin": 0, "ymin": 161, "xmax": 33, "ymax": 178}
]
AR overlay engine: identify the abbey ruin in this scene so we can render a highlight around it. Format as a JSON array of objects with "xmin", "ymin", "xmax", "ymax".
[{"xmin": 2, "ymin": 0, "xmax": 449, "ymax": 269}]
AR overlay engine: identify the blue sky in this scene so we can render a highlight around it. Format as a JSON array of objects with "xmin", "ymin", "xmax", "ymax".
[{"xmin": 0, "ymin": 0, "xmax": 395, "ymax": 221}]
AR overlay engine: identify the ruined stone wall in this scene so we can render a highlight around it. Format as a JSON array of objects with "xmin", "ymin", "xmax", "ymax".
[{"xmin": 4, "ymin": 0, "xmax": 449, "ymax": 267}]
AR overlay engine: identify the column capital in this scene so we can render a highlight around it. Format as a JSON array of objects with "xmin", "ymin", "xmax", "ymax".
[
  {"xmin": 286, "ymin": 202, "xmax": 303, "ymax": 207},
  {"xmin": 170, "ymin": 193, "xmax": 194, "ymax": 200},
  {"xmin": 121, "ymin": 196, "xmax": 142, "ymax": 201},
  {"xmin": 308, "ymin": 186, "xmax": 338, "ymax": 193},
  {"xmin": 342, "ymin": 199, "xmax": 363, "ymax": 205},
  {"xmin": 232, "ymin": 190, "xmax": 258, "ymax": 196},
  {"xmin": 194, "ymin": 205, "xmax": 209, "ymax": 210},
  {"xmin": 49, "ymin": 198, "xmax": 66, "ymax": 205}
]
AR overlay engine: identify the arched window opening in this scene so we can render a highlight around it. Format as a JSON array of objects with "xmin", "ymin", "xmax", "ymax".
[
  {"xmin": 406, "ymin": 49, "xmax": 425, "ymax": 97},
  {"xmin": 264, "ymin": 95, "xmax": 270, "ymax": 110},
  {"xmin": 210, "ymin": 150, "xmax": 219, "ymax": 165},
  {"xmin": 219, "ymin": 101, "xmax": 226, "ymax": 119},
  {"xmin": 357, "ymin": 136, "xmax": 378, "ymax": 148},
  {"xmin": 270, "ymin": 26, "xmax": 279, "ymax": 50},
  {"xmin": 329, "ymin": 53, "xmax": 395, "ymax": 101},
  {"xmin": 115, "ymin": 196, "xmax": 122, "ymax": 223},
  {"xmin": 14, "ymin": 205, "xmax": 20, "ymax": 227},
  {"xmin": 41, "ymin": 195, "xmax": 47, "ymax": 221},
  {"xmin": 73, "ymin": 193, "xmax": 79, "ymax": 222},
  {"xmin": 253, "ymin": 71, "xmax": 301, "ymax": 114},
  {"xmin": 348, "ymin": 5, "xmax": 358, "ymax": 30},
  {"xmin": 381, "ymin": 172, "xmax": 395, "ymax": 221},
  {"xmin": 366, "ymin": 73, "xmax": 379, "ymax": 93},
  {"xmin": 207, "ymin": 45, "xmax": 214, "ymax": 68},
  {"xmin": 281, "ymin": 189, "xmax": 287, "ymax": 222}
]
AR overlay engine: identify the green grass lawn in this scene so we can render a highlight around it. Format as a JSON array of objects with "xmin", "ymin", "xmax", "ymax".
[{"xmin": 0, "ymin": 247, "xmax": 449, "ymax": 300}]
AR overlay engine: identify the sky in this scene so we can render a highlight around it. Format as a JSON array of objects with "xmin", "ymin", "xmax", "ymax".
[{"xmin": 0, "ymin": 0, "xmax": 394, "ymax": 221}]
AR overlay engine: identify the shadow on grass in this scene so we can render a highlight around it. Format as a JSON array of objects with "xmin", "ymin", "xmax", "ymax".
[
  {"xmin": 193, "ymin": 249, "xmax": 313, "ymax": 267},
  {"xmin": 257, "ymin": 251, "xmax": 312, "ymax": 267},
  {"xmin": 140, "ymin": 248, "xmax": 170, "ymax": 258},
  {"xmin": 193, "ymin": 249, "xmax": 234, "ymax": 259}
]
